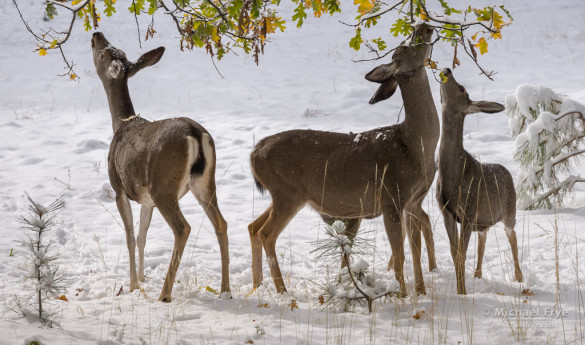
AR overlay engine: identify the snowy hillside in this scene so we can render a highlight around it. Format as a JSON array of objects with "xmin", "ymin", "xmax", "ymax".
[{"xmin": 0, "ymin": 0, "xmax": 584, "ymax": 344}]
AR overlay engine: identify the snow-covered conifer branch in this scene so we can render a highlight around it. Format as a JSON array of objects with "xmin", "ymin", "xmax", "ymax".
[{"xmin": 507, "ymin": 85, "xmax": 585, "ymax": 209}]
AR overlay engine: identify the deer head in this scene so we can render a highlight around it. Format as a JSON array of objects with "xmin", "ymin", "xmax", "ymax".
[
  {"xmin": 364, "ymin": 24, "xmax": 434, "ymax": 104},
  {"xmin": 440, "ymin": 68, "xmax": 505, "ymax": 116},
  {"xmin": 91, "ymin": 32, "xmax": 165, "ymax": 84}
]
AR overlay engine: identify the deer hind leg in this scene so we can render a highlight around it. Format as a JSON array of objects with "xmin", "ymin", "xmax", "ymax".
[
  {"xmin": 190, "ymin": 179, "xmax": 231, "ymax": 297},
  {"xmin": 474, "ymin": 229, "xmax": 488, "ymax": 279},
  {"xmin": 504, "ymin": 226, "xmax": 523, "ymax": 282},
  {"xmin": 153, "ymin": 195, "xmax": 191, "ymax": 302},
  {"xmin": 258, "ymin": 197, "xmax": 304, "ymax": 294},
  {"xmin": 249, "ymin": 206, "xmax": 272, "ymax": 288},
  {"xmin": 137, "ymin": 205, "xmax": 153, "ymax": 282},
  {"xmin": 115, "ymin": 193, "xmax": 140, "ymax": 291}
]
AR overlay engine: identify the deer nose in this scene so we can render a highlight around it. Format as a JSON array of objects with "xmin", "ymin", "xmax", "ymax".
[{"xmin": 442, "ymin": 68, "xmax": 452, "ymax": 76}]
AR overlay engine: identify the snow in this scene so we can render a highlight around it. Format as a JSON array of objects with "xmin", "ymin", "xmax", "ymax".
[{"xmin": 1, "ymin": 0, "xmax": 585, "ymax": 344}]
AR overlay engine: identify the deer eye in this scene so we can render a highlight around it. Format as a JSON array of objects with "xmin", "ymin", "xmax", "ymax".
[{"xmin": 458, "ymin": 85, "xmax": 465, "ymax": 93}]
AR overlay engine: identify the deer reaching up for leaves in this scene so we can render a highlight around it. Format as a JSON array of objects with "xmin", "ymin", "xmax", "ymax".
[
  {"xmin": 436, "ymin": 68, "xmax": 523, "ymax": 295},
  {"xmin": 248, "ymin": 24, "xmax": 439, "ymax": 296},
  {"xmin": 91, "ymin": 32, "xmax": 230, "ymax": 302}
]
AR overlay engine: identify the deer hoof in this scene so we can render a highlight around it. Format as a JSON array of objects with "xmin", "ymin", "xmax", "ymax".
[{"xmin": 220, "ymin": 291, "xmax": 232, "ymax": 300}]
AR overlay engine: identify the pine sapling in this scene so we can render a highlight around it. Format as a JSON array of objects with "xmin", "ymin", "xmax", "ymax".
[
  {"xmin": 312, "ymin": 221, "xmax": 400, "ymax": 313},
  {"xmin": 506, "ymin": 85, "xmax": 585, "ymax": 209},
  {"xmin": 15, "ymin": 193, "xmax": 66, "ymax": 326}
]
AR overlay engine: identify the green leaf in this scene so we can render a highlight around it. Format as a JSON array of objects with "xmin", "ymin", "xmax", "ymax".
[
  {"xmin": 147, "ymin": 0, "xmax": 157, "ymax": 15},
  {"xmin": 45, "ymin": 3, "xmax": 57, "ymax": 20},
  {"xmin": 499, "ymin": 5, "xmax": 513, "ymax": 20},
  {"xmin": 292, "ymin": 2, "xmax": 307, "ymax": 28},
  {"xmin": 349, "ymin": 28, "xmax": 362, "ymax": 51},
  {"xmin": 390, "ymin": 17, "xmax": 410, "ymax": 37},
  {"xmin": 372, "ymin": 38, "xmax": 386, "ymax": 51},
  {"xmin": 128, "ymin": 0, "xmax": 145, "ymax": 15},
  {"xmin": 104, "ymin": 0, "xmax": 116, "ymax": 17}
]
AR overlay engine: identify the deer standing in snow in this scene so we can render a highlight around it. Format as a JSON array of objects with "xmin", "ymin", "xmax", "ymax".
[
  {"xmin": 248, "ymin": 24, "xmax": 439, "ymax": 295},
  {"xmin": 436, "ymin": 68, "xmax": 523, "ymax": 295},
  {"xmin": 91, "ymin": 32, "xmax": 230, "ymax": 302}
]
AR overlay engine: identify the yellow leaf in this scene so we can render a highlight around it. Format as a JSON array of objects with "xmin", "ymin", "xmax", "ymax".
[
  {"xmin": 58, "ymin": 295, "xmax": 69, "ymax": 301},
  {"xmin": 70, "ymin": 73, "xmax": 78, "ymax": 80},
  {"xmin": 474, "ymin": 37, "xmax": 488, "ymax": 55},
  {"xmin": 491, "ymin": 30, "xmax": 502, "ymax": 39},
  {"xmin": 424, "ymin": 58, "xmax": 437, "ymax": 69},
  {"xmin": 246, "ymin": 287, "xmax": 257, "ymax": 297},
  {"xmin": 354, "ymin": 0, "xmax": 374, "ymax": 15},
  {"xmin": 471, "ymin": 32, "xmax": 479, "ymax": 41},
  {"xmin": 38, "ymin": 49, "xmax": 47, "ymax": 56},
  {"xmin": 205, "ymin": 286, "xmax": 219, "ymax": 295}
]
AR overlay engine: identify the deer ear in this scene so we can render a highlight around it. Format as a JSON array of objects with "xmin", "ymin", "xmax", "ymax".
[
  {"xmin": 128, "ymin": 47, "xmax": 165, "ymax": 78},
  {"xmin": 107, "ymin": 60, "xmax": 124, "ymax": 79},
  {"xmin": 369, "ymin": 79, "xmax": 399, "ymax": 104},
  {"xmin": 468, "ymin": 100, "xmax": 505, "ymax": 114},
  {"xmin": 365, "ymin": 63, "xmax": 397, "ymax": 83}
]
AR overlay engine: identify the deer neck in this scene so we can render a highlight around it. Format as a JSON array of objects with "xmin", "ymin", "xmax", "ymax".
[
  {"xmin": 399, "ymin": 67, "xmax": 440, "ymax": 158},
  {"xmin": 438, "ymin": 109, "xmax": 465, "ymax": 173},
  {"xmin": 103, "ymin": 80, "xmax": 136, "ymax": 133}
]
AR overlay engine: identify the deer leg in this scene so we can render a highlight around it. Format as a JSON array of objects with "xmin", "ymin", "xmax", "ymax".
[
  {"xmin": 456, "ymin": 226, "xmax": 473, "ymax": 295},
  {"xmin": 442, "ymin": 209, "xmax": 461, "ymax": 293},
  {"xmin": 258, "ymin": 199, "xmax": 303, "ymax": 294},
  {"xmin": 383, "ymin": 212, "xmax": 407, "ymax": 296},
  {"xmin": 403, "ymin": 208, "xmax": 426, "ymax": 295},
  {"xmin": 137, "ymin": 205, "xmax": 153, "ymax": 282},
  {"xmin": 115, "ymin": 193, "xmax": 140, "ymax": 291},
  {"xmin": 419, "ymin": 210, "xmax": 437, "ymax": 271},
  {"xmin": 153, "ymin": 196, "xmax": 191, "ymax": 303},
  {"xmin": 474, "ymin": 229, "xmax": 488, "ymax": 279},
  {"xmin": 505, "ymin": 226, "xmax": 523, "ymax": 282},
  {"xmin": 191, "ymin": 183, "xmax": 231, "ymax": 297},
  {"xmin": 249, "ymin": 206, "xmax": 272, "ymax": 288},
  {"xmin": 387, "ymin": 227, "xmax": 405, "ymax": 271}
]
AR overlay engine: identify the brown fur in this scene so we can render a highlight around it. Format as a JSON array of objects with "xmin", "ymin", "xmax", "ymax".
[{"xmin": 91, "ymin": 32, "xmax": 230, "ymax": 302}]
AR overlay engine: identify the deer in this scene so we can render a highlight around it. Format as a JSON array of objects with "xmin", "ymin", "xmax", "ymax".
[
  {"xmin": 91, "ymin": 32, "xmax": 230, "ymax": 302},
  {"xmin": 436, "ymin": 68, "xmax": 523, "ymax": 295},
  {"xmin": 248, "ymin": 24, "xmax": 439, "ymax": 295}
]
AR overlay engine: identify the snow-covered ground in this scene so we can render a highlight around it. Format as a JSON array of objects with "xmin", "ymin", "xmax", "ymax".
[{"xmin": 1, "ymin": 0, "xmax": 584, "ymax": 344}]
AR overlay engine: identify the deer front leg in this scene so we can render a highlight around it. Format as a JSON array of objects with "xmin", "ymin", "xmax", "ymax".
[
  {"xmin": 115, "ymin": 193, "xmax": 140, "ymax": 291},
  {"xmin": 441, "ymin": 209, "xmax": 460, "ymax": 293},
  {"xmin": 505, "ymin": 226, "xmax": 523, "ymax": 282},
  {"xmin": 474, "ymin": 229, "xmax": 488, "ymax": 279},
  {"xmin": 403, "ymin": 209, "xmax": 426, "ymax": 295},
  {"xmin": 383, "ymin": 212, "xmax": 407, "ymax": 296},
  {"xmin": 137, "ymin": 205, "xmax": 153, "ymax": 282},
  {"xmin": 248, "ymin": 206, "xmax": 272, "ymax": 289},
  {"xmin": 456, "ymin": 226, "xmax": 473, "ymax": 295}
]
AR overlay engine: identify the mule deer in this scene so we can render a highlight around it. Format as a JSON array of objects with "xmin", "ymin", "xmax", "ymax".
[
  {"xmin": 248, "ymin": 24, "xmax": 439, "ymax": 295},
  {"xmin": 436, "ymin": 68, "xmax": 523, "ymax": 295},
  {"xmin": 91, "ymin": 32, "xmax": 230, "ymax": 302}
]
